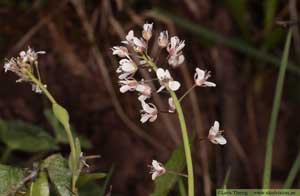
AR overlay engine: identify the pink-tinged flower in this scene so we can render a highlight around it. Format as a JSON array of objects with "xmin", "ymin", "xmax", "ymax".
[
  {"xmin": 194, "ymin": 68, "xmax": 216, "ymax": 87},
  {"xmin": 168, "ymin": 97, "xmax": 176, "ymax": 113},
  {"xmin": 119, "ymin": 79, "xmax": 139, "ymax": 93},
  {"xmin": 140, "ymin": 100, "xmax": 158, "ymax": 123},
  {"xmin": 111, "ymin": 46, "xmax": 129, "ymax": 58},
  {"xmin": 156, "ymin": 68, "xmax": 181, "ymax": 92},
  {"xmin": 149, "ymin": 160, "xmax": 166, "ymax": 180},
  {"xmin": 166, "ymin": 36, "xmax": 185, "ymax": 67},
  {"xmin": 136, "ymin": 83, "xmax": 152, "ymax": 97},
  {"xmin": 142, "ymin": 22, "xmax": 153, "ymax": 41},
  {"xmin": 19, "ymin": 47, "xmax": 45, "ymax": 64},
  {"xmin": 158, "ymin": 30, "xmax": 168, "ymax": 48},
  {"xmin": 122, "ymin": 30, "xmax": 146, "ymax": 53},
  {"xmin": 167, "ymin": 36, "xmax": 185, "ymax": 56},
  {"xmin": 168, "ymin": 54, "xmax": 185, "ymax": 68},
  {"xmin": 116, "ymin": 59, "xmax": 137, "ymax": 79},
  {"xmin": 208, "ymin": 121, "xmax": 227, "ymax": 145}
]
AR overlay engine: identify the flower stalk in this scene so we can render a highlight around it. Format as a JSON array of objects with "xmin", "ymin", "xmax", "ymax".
[
  {"xmin": 143, "ymin": 54, "xmax": 194, "ymax": 196},
  {"xmin": 25, "ymin": 69, "xmax": 78, "ymax": 194}
]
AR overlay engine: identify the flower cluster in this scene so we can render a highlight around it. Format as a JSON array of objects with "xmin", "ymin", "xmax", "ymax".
[
  {"xmin": 112, "ymin": 22, "xmax": 188, "ymax": 123},
  {"xmin": 112, "ymin": 22, "xmax": 226, "ymax": 180},
  {"xmin": 3, "ymin": 47, "xmax": 46, "ymax": 93}
]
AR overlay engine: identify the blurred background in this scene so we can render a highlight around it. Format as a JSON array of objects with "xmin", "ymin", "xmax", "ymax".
[{"xmin": 0, "ymin": 0, "xmax": 300, "ymax": 195}]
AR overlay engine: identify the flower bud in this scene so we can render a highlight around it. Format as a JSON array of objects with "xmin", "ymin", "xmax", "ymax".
[{"xmin": 158, "ymin": 30, "xmax": 168, "ymax": 48}]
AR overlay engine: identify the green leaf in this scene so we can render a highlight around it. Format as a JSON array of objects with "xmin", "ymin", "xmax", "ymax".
[
  {"xmin": 25, "ymin": 172, "xmax": 49, "ymax": 196},
  {"xmin": 0, "ymin": 119, "xmax": 58, "ymax": 152},
  {"xmin": 264, "ymin": 0, "xmax": 278, "ymax": 35},
  {"xmin": 77, "ymin": 173, "xmax": 106, "ymax": 188},
  {"xmin": 79, "ymin": 182, "xmax": 102, "ymax": 196},
  {"xmin": 151, "ymin": 143, "xmax": 186, "ymax": 196},
  {"xmin": 283, "ymin": 150, "xmax": 300, "ymax": 188},
  {"xmin": 263, "ymin": 29, "xmax": 292, "ymax": 188},
  {"xmin": 44, "ymin": 109, "xmax": 92, "ymax": 149},
  {"xmin": 0, "ymin": 164, "xmax": 25, "ymax": 196},
  {"xmin": 222, "ymin": 167, "xmax": 232, "ymax": 189},
  {"xmin": 42, "ymin": 154, "xmax": 72, "ymax": 196},
  {"xmin": 52, "ymin": 104, "xmax": 70, "ymax": 130},
  {"xmin": 99, "ymin": 166, "xmax": 114, "ymax": 196}
]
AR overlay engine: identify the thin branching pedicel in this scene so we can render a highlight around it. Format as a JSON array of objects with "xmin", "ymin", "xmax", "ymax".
[{"xmin": 111, "ymin": 22, "xmax": 227, "ymax": 196}]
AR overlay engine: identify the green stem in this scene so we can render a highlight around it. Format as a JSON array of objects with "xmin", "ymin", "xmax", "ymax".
[
  {"xmin": 25, "ymin": 70, "xmax": 56, "ymax": 104},
  {"xmin": 25, "ymin": 69, "xmax": 78, "ymax": 194},
  {"xmin": 1, "ymin": 147, "xmax": 12, "ymax": 163},
  {"xmin": 143, "ymin": 54, "xmax": 194, "ymax": 196}
]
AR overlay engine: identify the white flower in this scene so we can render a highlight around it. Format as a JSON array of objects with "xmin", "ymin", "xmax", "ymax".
[
  {"xmin": 116, "ymin": 59, "xmax": 137, "ymax": 79},
  {"xmin": 31, "ymin": 84, "xmax": 47, "ymax": 94},
  {"xmin": 194, "ymin": 68, "xmax": 216, "ymax": 87},
  {"xmin": 167, "ymin": 36, "xmax": 185, "ymax": 55},
  {"xmin": 19, "ymin": 47, "xmax": 45, "ymax": 64},
  {"xmin": 142, "ymin": 22, "xmax": 153, "ymax": 41},
  {"xmin": 156, "ymin": 68, "xmax": 181, "ymax": 92},
  {"xmin": 136, "ymin": 83, "xmax": 152, "ymax": 97},
  {"xmin": 111, "ymin": 46, "xmax": 128, "ymax": 58},
  {"xmin": 158, "ymin": 30, "xmax": 169, "ymax": 48},
  {"xmin": 168, "ymin": 54, "xmax": 185, "ymax": 68},
  {"xmin": 168, "ymin": 97, "xmax": 176, "ymax": 113},
  {"xmin": 166, "ymin": 36, "xmax": 185, "ymax": 67},
  {"xmin": 208, "ymin": 121, "xmax": 227, "ymax": 145},
  {"xmin": 119, "ymin": 79, "xmax": 139, "ymax": 93},
  {"xmin": 149, "ymin": 160, "xmax": 166, "ymax": 180},
  {"xmin": 4, "ymin": 58, "xmax": 16, "ymax": 72},
  {"xmin": 140, "ymin": 100, "xmax": 158, "ymax": 123},
  {"xmin": 122, "ymin": 30, "xmax": 146, "ymax": 53}
]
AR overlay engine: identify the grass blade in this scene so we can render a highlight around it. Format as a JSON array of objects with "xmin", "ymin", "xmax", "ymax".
[
  {"xmin": 264, "ymin": 0, "xmax": 278, "ymax": 35},
  {"xmin": 222, "ymin": 167, "xmax": 232, "ymax": 189},
  {"xmin": 262, "ymin": 29, "xmax": 292, "ymax": 188},
  {"xmin": 283, "ymin": 150, "xmax": 300, "ymax": 188}
]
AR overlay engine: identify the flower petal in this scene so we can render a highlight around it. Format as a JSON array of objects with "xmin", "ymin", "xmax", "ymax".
[
  {"xmin": 168, "ymin": 81, "xmax": 181, "ymax": 91},
  {"xmin": 156, "ymin": 68, "xmax": 165, "ymax": 79},
  {"xmin": 214, "ymin": 135, "xmax": 227, "ymax": 145},
  {"xmin": 209, "ymin": 121, "xmax": 219, "ymax": 136},
  {"xmin": 195, "ymin": 68, "xmax": 205, "ymax": 80},
  {"xmin": 204, "ymin": 81, "xmax": 216, "ymax": 87}
]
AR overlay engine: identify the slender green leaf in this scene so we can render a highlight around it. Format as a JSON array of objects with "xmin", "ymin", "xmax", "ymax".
[
  {"xmin": 151, "ymin": 142, "xmax": 186, "ymax": 196},
  {"xmin": 223, "ymin": 167, "xmax": 232, "ymax": 189},
  {"xmin": 263, "ymin": 29, "xmax": 292, "ymax": 188},
  {"xmin": 0, "ymin": 164, "xmax": 25, "ymax": 196},
  {"xmin": 153, "ymin": 10, "xmax": 300, "ymax": 75},
  {"xmin": 178, "ymin": 178, "xmax": 187, "ymax": 196},
  {"xmin": 0, "ymin": 119, "xmax": 58, "ymax": 152},
  {"xmin": 42, "ymin": 154, "xmax": 72, "ymax": 196},
  {"xmin": 99, "ymin": 166, "xmax": 114, "ymax": 196},
  {"xmin": 283, "ymin": 150, "xmax": 300, "ymax": 188},
  {"xmin": 264, "ymin": 0, "xmax": 278, "ymax": 35},
  {"xmin": 77, "ymin": 173, "xmax": 107, "ymax": 188},
  {"xmin": 25, "ymin": 172, "xmax": 49, "ymax": 196}
]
